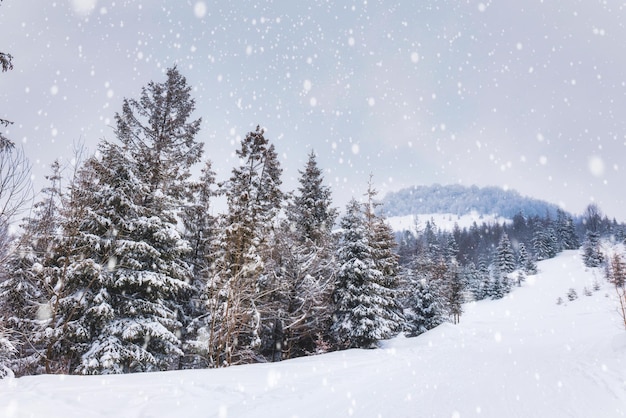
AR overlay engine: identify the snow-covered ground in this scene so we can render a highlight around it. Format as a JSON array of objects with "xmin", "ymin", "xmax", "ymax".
[
  {"xmin": 386, "ymin": 211, "xmax": 511, "ymax": 233},
  {"xmin": 1, "ymin": 250, "xmax": 625, "ymax": 418}
]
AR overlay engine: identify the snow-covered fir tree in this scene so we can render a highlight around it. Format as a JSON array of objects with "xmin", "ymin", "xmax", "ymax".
[
  {"xmin": 517, "ymin": 242, "xmax": 537, "ymax": 275},
  {"xmin": 464, "ymin": 262, "xmax": 486, "ymax": 301},
  {"xmin": 270, "ymin": 151, "xmax": 337, "ymax": 358},
  {"xmin": 286, "ymin": 150, "xmax": 338, "ymax": 244},
  {"xmin": 331, "ymin": 197, "xmax": 401, "ymax": 349},
  {"xmin": 422, "ymin": 220, "xmax": 440, "ymax": 259},
  {"xmin": 362, "ymin": 179, "xmax": 403, "ymax": 333},
  {"xmin": 75, "ymin": 141, "xmax": 190, "ymax": 374},
  {"xmin": 581, "ymin": 204, "xmax": 604, "ymax": 268},
  {"xmin": 445, "ymin": 263, "xmax": 465, "ymax": 324},
  {"xmin": 0, "ymin": 161, "xmax": 83, "ymax": 375},
  {"xmin": 488, "ymin": 267, "xmax": 507, "ymax": 300},
  {"xmin": 179, "ymin": 160, "xmax": 218, "ymax": 369},
  {"xmin": 444, "ymin": 233, "xmax": 459, "ymax": 263},
  {"xmin": 495, "ymin": 233, "xmax": 516, "ymax": 274},
  {"xmin": 532, "ymin": 226, "xmax": 558, "ymax": 261},
  {"xmin": 403, "ymin": 274, "xmax": 446, "ymax": 337},
  {"xmin": 555, "ymin": 208, "xmax": 580, "ymax": 250},
  {"xmin": 77, "ymin": 68, "xmax": 202, "ymax": 374},
  {"xmin": 206, "ymin": 126, "xmax": 283, "ymax": 367},
  {"xmin": 582, "ymin": 230, "xmax": 604, "ymax": 268},
  {"xmin": 397, "ymin": 222, "xmax": 452, "ymax": 333}
]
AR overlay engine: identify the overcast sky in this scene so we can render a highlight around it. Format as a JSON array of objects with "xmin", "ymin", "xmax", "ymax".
[{"xmin": 1, "ymin": 0, "xmax": 626, "ymax": 220}]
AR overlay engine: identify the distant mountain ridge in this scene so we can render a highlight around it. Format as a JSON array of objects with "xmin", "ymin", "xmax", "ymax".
[{"xmin": 381, "ymin": 184, "xmax": 562, "ymax": 219}]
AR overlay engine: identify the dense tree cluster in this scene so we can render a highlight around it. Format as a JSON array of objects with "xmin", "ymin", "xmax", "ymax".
[
  {"xmin": 0, "ymin": 68, "xmax": 397, "ymax": 376},
  {"xmin": 381, "ymin": 184, "xmax": 562, "ymax": 219},
  {"xmin": 1, "ymin": 67, "xmax": 621, "ymax": 378}
]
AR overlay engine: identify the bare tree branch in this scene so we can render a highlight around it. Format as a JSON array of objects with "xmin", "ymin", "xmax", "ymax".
[{"xmin": 0, "ymin": 146, "xmax": 33, "ymax": 263}]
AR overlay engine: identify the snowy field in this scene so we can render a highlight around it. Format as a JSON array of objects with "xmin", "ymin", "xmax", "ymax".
[{"xmin": 1, "ymin": 250, "xmax": 625, "ymax": 418}]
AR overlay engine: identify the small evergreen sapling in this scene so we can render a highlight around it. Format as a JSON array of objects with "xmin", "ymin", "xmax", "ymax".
[{"xmin": 567, "ymin": 288, "xmax": 578, "ymax": 301}]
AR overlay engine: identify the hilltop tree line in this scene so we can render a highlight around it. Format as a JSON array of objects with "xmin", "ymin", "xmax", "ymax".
[
  {"xmin": 381, "ymin": 184, "xmax": 562, "ymax": 219},
  {"xmin": 0, "ymin": 68, "xmax": 621, "ymax": 378}
]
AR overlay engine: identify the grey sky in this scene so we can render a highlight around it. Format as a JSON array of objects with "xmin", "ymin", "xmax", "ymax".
[{"xmin": 1, "ymin": 0, "xmax": 625, "ymax": 220}]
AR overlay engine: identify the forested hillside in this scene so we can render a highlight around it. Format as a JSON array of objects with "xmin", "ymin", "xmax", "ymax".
[{"xmin": 382, "ymin": 184, "xmax": 562, "ymax": 218}]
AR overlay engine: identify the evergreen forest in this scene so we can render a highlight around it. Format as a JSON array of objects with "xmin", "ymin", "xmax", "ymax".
[{"xmin": 1, "ymin": 68, "xmax": 624, "ymax": 378}]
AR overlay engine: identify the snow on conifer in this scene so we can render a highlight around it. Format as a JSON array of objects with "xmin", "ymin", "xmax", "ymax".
[
  {"xmin": 332, "ymin": 192, "xmax": 402, "ymax": 349},
  {"xmin": 204, "ymin": 126, "xmax": 283, "ymax": 366},
  {"xmin": 76, "ymin": 68, "xmax": 202, "ymax": 374}
]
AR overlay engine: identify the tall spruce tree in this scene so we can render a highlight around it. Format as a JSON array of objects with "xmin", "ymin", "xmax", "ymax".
[
  {"xmin": 206, "ymin": 126, "xmax": 283, "ymax": 366},
  {"xmin": 273, "ymin": 151, "xmax": 337, "ymax": 358},
  {"xmin": 77, "ymin": 68, "xmax": 202, "ymax": 374},
  {"xmin": 464, "ymin": 262, "xmax": 485, "ymax": 301},
  {"xmin": 445, "ymin": 263, "xmax": 464, "ymax": 324},
  {"xmin": 332, "ymin": 194, "xmax": 401, "ymax": 349},
  {"xmin": 0, "ymin": 160, "xmax": 100, "ymax": 375},
  {"xmin": 495, "ymin": 233, "xmax": 516, "ymax": 274},
  {"xmin": 179, "ymin": 160, "xmax": 218, "ymax": 369},
  {"xmin": 75, "ymin": 141, "xmax": 190, "ymax": 374},
  {"xmin": 556, "ymin": 208, "xmax": 579, "ymax": 250},
  {"xmin": 0, "ymin": 163, "xmax": 62, "ymax": 375},
  {"xmin": 404, "ymin": 275, "xmax": 446, "ymax": 337},
  {"xmin": 115, "ymin": 66, "xmax": 203, "ymax": 207},
  {"xmin": 532, "ymin": 226, "xmax": 558, "ymax": 261},
  {"xmin": 362, "ymin": 180, "xmax": 403, "ymax": 336},
  {"xmin": 517, "ymin": 242, "xmax": 537, "ymax": 275},
  {"xmin": 287, "ymin": 151, "xmax": 337, "ymax": 243},
  {"xmin": 582, "ymin": 230, "xmax": 604, "ymax": 268}
]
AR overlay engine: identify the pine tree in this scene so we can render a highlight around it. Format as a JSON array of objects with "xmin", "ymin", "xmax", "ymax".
[
  {"xmin": 517, "ymin": 242, "xmax": 537, "ymax": 275},
  {"xmin": 533, "ymin": 227, "xmax": 557, "ymax": 261},
  {"xmin": 422, "ymin": 220, "xmax": 440, "ymax": 259},
  {"xmin": 445, "ymin": 263, "xmax": 464, "ymax": 324},
  {"xmin": 0, "ymin": 161, "xmax": 71, "ymax": 374},
  {"xmin": 182, "ymin": 160, "xmax": 218, "ymax": 276},
  {"xmin": 488, "ymin": 267, "xmax": 506, "ymax": 300},
  {"xmin": 115, "ymin": 66, "xmax": 203, "ymax": 207},
  {"xmin": 607, "ymin": 253, "xmax": 626, "ymax": 288},
  {"xmin": 607, "ymin": 253, "xmax": 626, "ymax": 329},
  {"xmin": 77, "ymin": 69, "xmax": 202, "ymax": 374},
  {"xmin": 581, "ymin": 204, "xmax": 604, "ymax": 268},
  {"xmin": 274, "ymin": 151, "xmax": 337, "ymax": 358},
  {"xmin": 207, "ymin": 126, "xmax": 283, "ymax": 366},
  {"xmin": 404, "ymin": 275, "xmax": 445, "ymax": 337},
  {"xmin": 495, "ymin": 233, "xmax": 516, "ymax": 273},
  {"xmin": 287, "ymin": 151, "xmax": 338, "ymax": 243},
  {"xmin": 464, "ymin": 262, "xmax": 485, "ymax": 301},
  {"xmin": 444, "ymin": 234, "xmax": 459, "ymax": 263},
  {"xmin": 556, "ymin": 209, "xmax": 580, "ymax": 250},
  {"xmin": 582, "ymin": 230, "xmax": 604, "ymax": 268},
  {"xmin": 75, "ymin": 140, "xmax": 191, "ymax": 374},
  {"xmin": 363, "ymin": 180, "xmax": 403, "ymax": 335},
  {"xmin": 179, "ymin": 160, "xmax": 218, "ymax": 369},
  {"xmin": 331, "ymin": 197, "xmax": 401, "ymax": 349}
]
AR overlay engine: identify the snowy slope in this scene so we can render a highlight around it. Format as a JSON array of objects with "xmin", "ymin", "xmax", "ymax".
[
  {"xmin": 385, "ymin": 211, "xmax": 511, "ymax": 233},
  {"xmin": 1, "ymin": 250, "xmax": 625, "ymax": 418}
]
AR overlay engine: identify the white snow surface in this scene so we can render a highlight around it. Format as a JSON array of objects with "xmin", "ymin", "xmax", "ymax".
[
  {"xmin": 386, "ymin": 211, "xmax": 511, "ymax": 233},
  {"xmin": 2, "ymin": 250, "xmax": 625, "ymax": 417}
]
